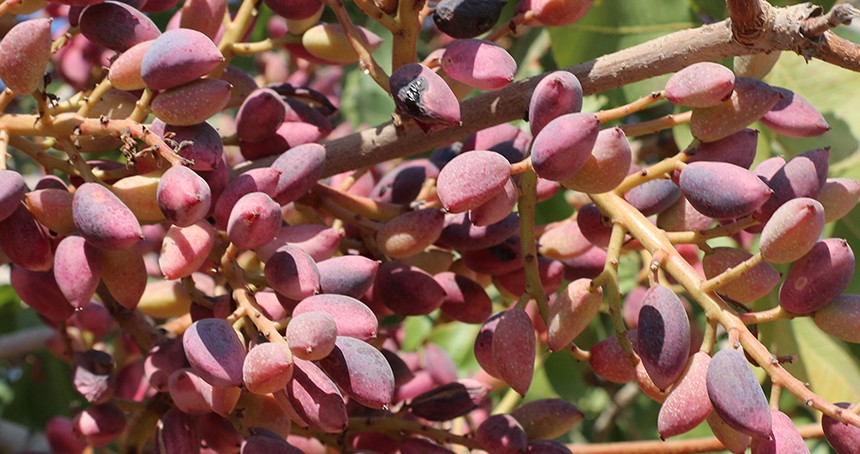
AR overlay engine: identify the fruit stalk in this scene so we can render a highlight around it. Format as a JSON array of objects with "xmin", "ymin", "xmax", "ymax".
[
  {"xmin": 0, "ymin": 0, "xmax": 23, "ymax": 16},
  {"xmin": 230, "ymin": 34, "xmax": 303, "ymax": 55},
  {"xmin": 590, "ymin": 190, "xmax": 860, "ymax": 428},
  {"xmin": 0, "ymin": 130, "xmax": 7, "ymax": 170},
  {"xmin": 593, "ymin": 223, "xmax": 638, "ymax": 362},
  {"xmin": 352, "ymin": 0, "xmax": 398, "ymax": 30},
  {"xmin": 699, "ymin": 252, "xmax": 764, "ymax": 293},
  {"xmin": 77, "ymin": 78, "xmax": 114, "ymax": 118},
  {"xmin": 619, "ymin": 111, "xmax": 692, "ymax": 138},
  {"xmin": 322, "ymin": 0, "xmax": 391, "ymax": 88},
  {"xmin": 614, "ymin": 144, "xmax": 693, "ymax": 194},
  {"xmin": 221, "ymin": 243, "xmax": 291, "ymax": 347},
  {"xmin": 391, "ymin": 0, "xmax": 422, "ymax": 69},
  {"xmin": 594, "ymin": 91, "xmax": 666, "ymax": 123},
  {"xmin": 0, "ymin": 88, "xmax": 13, "ymax": 112},
  {"xmin": 212, "ymin": 0, "xmax": 258, "ymax": 75},
  {"xmin": 516, "ymin": 169, "xmax": 549, "ymax": 319}
]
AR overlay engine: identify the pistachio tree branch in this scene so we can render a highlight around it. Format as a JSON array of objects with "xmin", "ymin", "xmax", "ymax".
[
  {"xmin": 237, "ymin": 2, "xmax": 856, "ymax": 178},
  {"xmin": 567, "ymin": 423, "xmax": 825, "ymax": 454},
  {"xmin": 816, "ymin": 30, "xmax": 860, "ymax": 69},
  {"xmin": 727, "ymin": 0, "xmax": 768, "ymax": 45},
  {"xmin": 588, "ymin": 191, "xmax": 860, "ymax": 429},
  {"xmin": 0, "ymin": 326, "xmax": 55, "ymax": 361},
  {"xmin": 802, "ymin": 3, "xmax": 860, "ymax": 37}
]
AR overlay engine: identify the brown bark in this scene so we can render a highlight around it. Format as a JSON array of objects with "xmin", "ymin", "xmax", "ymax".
[
  {"xmin": 236, "ymin": 3, "xmax": 859, "ymax": 178},
  {"xmin": 727, "ymin": 0, "xmax": 768, "ymax": 45}
]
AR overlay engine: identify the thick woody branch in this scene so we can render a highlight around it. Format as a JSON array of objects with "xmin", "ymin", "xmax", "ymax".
[
  {"xmin": 727, "ymin": 0, "xmax": 769, "ymax": 45},
  {"xmin": 236, "ymin": 3, "xmax": 856, "ymax": 178},
  {"xmin": 814, "ymin": 30, "xmax": 860, "ymax": 69}
]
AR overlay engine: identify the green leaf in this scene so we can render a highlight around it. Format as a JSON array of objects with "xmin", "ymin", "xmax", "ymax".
[
  {"xmin": 427, "ymin": 322, "xmax": 481, "ymax": 367},
  {"xmin": 340, "ymin": 67, "xmax": 396, "ymax": 128},
  {"xmin": 543, "ymin": 351, "xmax": 588, "ymax": 402},
  {"xmin": 401, "ymin": 315, "xmax": 433, "ymax": 352},
  {"xmin": 535, "ymin": 190, "xmax": 573, "ymax": 225},
  {"xmin": 687, "ymin": 0, "xmax": 725, "ymax": 21},
  {"xmin": 1, "ymin": 351, "xmax": 78, "ymax": 426},
  {"xmin": 548, "ymin": 0, "xmax": 700, "ymax": 105},
  {"xmin": 339, "ymin": 21, "xmax": 395, "ymax": 129},
  {"xmin": 0, "ymin": 285, "xmax": 24, "ymax": 334},
  {"xmin": 791, "ymin": 317, "xmax": 860, "ymax": 405},
  {"xmin": 521, "ymin": 354, "xmax": 560, "ymax": 402}
]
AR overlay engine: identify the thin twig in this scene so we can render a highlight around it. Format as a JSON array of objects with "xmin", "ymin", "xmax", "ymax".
[
  {"xmin": 212, "ymin": 0, "xmax": 259, "ymax": 76},
  {"xmin": 309, "ymin": 183, "xmax": 405, "ymax": 221},
  {"xmin": 77, "ymin": 77, "xmax": 114, "ymax": 117},
  {"xmin": 0, "ymin": 0, "xmax": 23, "ymax": 18},
  {"xmin": 517, "ymin": 169, "xmax": 549, "ymax": 321},
  {"xmin": 231, "ymin": 34, "xmax": 302, "ymax": 55},
  {"xmin": 802, "ymin": 3, "xmax": 860, "ymax": 37},
  {"xmin": 390, "ymin": 0, "xmax": 422, "ymax": 69},
  {"xmin": 129, "ymin": 88, "xmax": 153, "ymax": 123},
  {"xmin": 699, "ymin": 252, "xmax": 765, "ymax": 293},
  {"xmin": 568, "ymin": 423, "xmax": 825, "ymax": 453},
  {"xmin": 221, "ymin": 244, "xmax": 290, "ymax": 346},
  {"xmin": 619, "ymin": 111, "xmax": 692, "ymax": 138},
  {"xmin": 353, "ymin": 0, "xmax": 398, "ymax": 30},
  {"xmin": 0, "ymin": 129, "xmax": 7, "ymax": 169},
  {"xmin": 321, "ymin": 0, "xmax": 391, "ymax": 88},
  {"xmin": 596, "ymin": 223, "xmax": 638, "ymax": 363},
  {"xmin": 8, "ymin": 136, "xmax": 76, "ymax": 174},
  {"xmin": 0, "ymin": 88, "xmax": 14, "ymax": 112},
  {"xmin": 589, "ymin": 190, "xmax": 860, "ymax": 428},
  {"xmin": 595, "ymin": 91, "xmax": 666, "ymax": 123},
  {"xmin": 0, "ymin": 326, "xmax": 55, "ymax": 361}
]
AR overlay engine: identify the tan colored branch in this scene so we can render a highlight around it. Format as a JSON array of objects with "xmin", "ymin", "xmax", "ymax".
[
  {"xmin": 727, "ymin": 0, "xmax": 769, "ymax": 45},
  {"xmin": 0, "ymin": 0, "xmax": 23, "ymax": 18},
  {"xmin": 0, "ymin": 326, "xmax": 55, "ymax": 361},
  {"xmin": 815, "ymin": 30, "xmax": 860, "ymax": 70},
  {"xmin": 802, "ymin": 3, "xmax": 860, "ymax": 37},
  {"xmin": 588, "ymin": 191, "xmax": 860, "ymax": 429},
  {"xmin": 567, "ymin": 423, "xmax": 824, "ymax": 454},
  {"xmin": 236, "ymin": 3, "xmax": 854, "ymax": 179}
]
